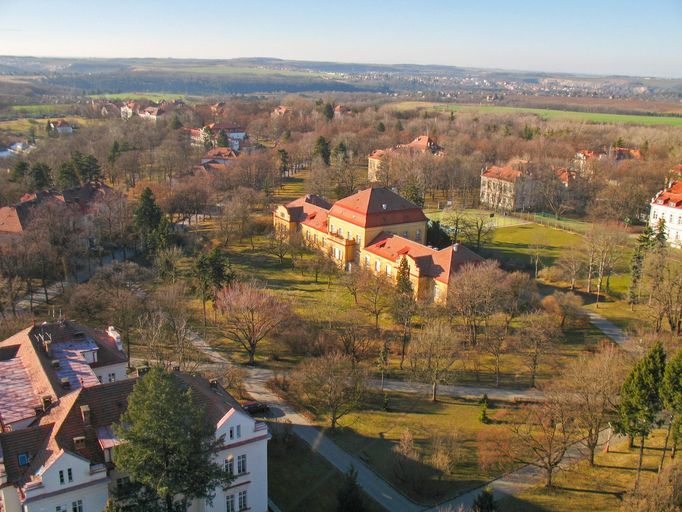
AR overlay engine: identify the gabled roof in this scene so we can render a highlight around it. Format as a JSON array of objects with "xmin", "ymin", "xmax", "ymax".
[
  {"xmin": 0, "ymin": 372, "xmax": 249, "ymax": 490},
  {"xmin": 203, "ymin": 146, "xmax": 238, "ymax": 160},
  {"xmin": 397, "ymin": 135, "xmax": 442, "ymax": 154},
  {"xmin": 283, "ymin": 194, "xmax": 332, "ymax": 224},
  {"xmin": 329, "ymin": 187, "xmax": 427, "ymax": 228},
  {"xmin": 364, "ymin": 233, "xmax": 482, "ymax": 284},
  {"xmin": 481, "ymin": 165, "xmax": 523, "ymax": 183},
  {"xmin": 653, "ymin": 181, "xmax": 682, "ymax": 209}
]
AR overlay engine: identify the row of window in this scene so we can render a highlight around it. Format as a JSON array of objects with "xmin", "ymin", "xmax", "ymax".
[
  {"xmin": 55, "ymin": 500, "xmax": 82, "ymax": 512},
  {"xmin": 226, "ymin": 490, "xmax": 248, "ymax": 511},
  {"xmin": 96, "ymin": 372, "xmax": 117, "ymax": 384},
  {"xmin": 229, "ymin": 424, "xmax": 242, "ymax": 440},
  {"xmin": 225, "ymin": 454, "xmax": 248, "ymax": 476},
  {"xmin": 58, "ymin": 468, "xmax": 73, "ymax": 485}
]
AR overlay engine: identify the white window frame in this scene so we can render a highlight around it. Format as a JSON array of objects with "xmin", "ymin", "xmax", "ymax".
[
  {"xmin": 226, "ymin": 494, "xmax": 236, "ymax": 512},
  {"xmin": 237, "ymin": 454, "xmax": 247, "ymax": 475},
  {"xmin": 238, "ymin": 490, "xmax": 248, "ymax": 511}
]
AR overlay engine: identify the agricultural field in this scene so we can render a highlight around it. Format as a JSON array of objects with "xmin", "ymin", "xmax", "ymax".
[
  {"xmin": 387, "ymin": 101, "xmax": 682, "ymax": 126},
  {"xmin": 91, "ymin": 92, "xmax": 190, "ymax": 102},
  {"xmin": 131, "ymin": 63, "xmax": 323, "ymax": 78},
  {"xmin": 8, "ymin": 103, "xmax": 77, "ymax": 115}
]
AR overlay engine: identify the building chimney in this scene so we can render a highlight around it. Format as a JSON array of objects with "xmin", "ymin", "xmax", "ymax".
[
  {"xmin": 209, "ymin": 379, "xmax": 219, "ymax": 390},
  {"xmin": 80, "ymin": 405, "xmax": 91, "ymax": 425},
  {"xmin": 60, "ymin": 377, "xmax": 71, "ymax": 390},
  {"xmin": 453, "ymin": 243, "xmax": 460, "ymax": 252},
  {"xmin": 42, "ymin": 396, "xmax": 52, "ymax": 411}
]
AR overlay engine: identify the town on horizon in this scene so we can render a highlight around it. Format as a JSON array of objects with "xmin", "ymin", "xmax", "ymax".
[{"xmin": 0, "ymin": 2, "xmax": 681, "ymax": 512}]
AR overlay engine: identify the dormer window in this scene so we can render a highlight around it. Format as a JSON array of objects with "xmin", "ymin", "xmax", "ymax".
[{"xmin": 73, "ymin": 436, "xmax": 86, "ymax": 450}]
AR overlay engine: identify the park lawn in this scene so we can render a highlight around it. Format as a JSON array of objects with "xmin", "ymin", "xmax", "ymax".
[
  {"xmin": 273, "ymin": 169, "xmax": 308, "ymax": 203},
  {"xmin": 386, "ymin": 101, "xmax": 682, "ymax": 126},
  {"xmin": 482, "ymin": 223, "xmax": 584, "ymax": 270},
  {"xmin": 268, "ymin": 432, "xmax": 385, "ymax": 512},
  {"xmin": 427, "ymin": 208, "xmax": 528, "ymax": 230},
  {"xmin": 498, "ymin": 429, "xmax": 673, "ymax": 512},
  {"xmin": 318, "ymin": 390, "xmax": 523, "ymax": 506}
]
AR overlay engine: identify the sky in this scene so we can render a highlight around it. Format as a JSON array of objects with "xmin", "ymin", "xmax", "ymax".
[{"xmin": 0, "ymin": 0, "xmax": 680, "ymax": 78}]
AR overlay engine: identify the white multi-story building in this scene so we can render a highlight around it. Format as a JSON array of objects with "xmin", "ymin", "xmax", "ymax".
[
  {"xmin": 0, "ymin": 321, "xmax": 270, "ymax": 512},
  {"xmin": 649, "ymin": 181, "xmax": 682, "ymax": 247}
]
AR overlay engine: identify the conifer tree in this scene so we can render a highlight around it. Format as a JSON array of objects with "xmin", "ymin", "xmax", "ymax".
[
  {"xmin": 30, "ymin": 162, "xmax": 52, "ymax": 189},
  {"xmin": 661, "ymin": 349, "xmax": 682, "ymax": 469},
  {"xmin": 336, "ymin": 465, "xmax": 365, "ymax": 512},
  {"xmin": 56, "ymin": 161, "xmax": 80, "ymax": 188},
  {"xmin": 472, "ymin": 487, "xmax": 496, "ymax": 512},
  {"xmin": 113, "ymin": 368, "xmax": 232, "ymax": 511},
  {"xmin": 216, "ymin": 129, "xmax": 229, "ymax": 147},
  {"xmin": 616, "ymin": 341, "xmax": 666, "ymax": 488},
  {"xmin": 313, "ymin": 136, "xmax": 331, "ymax": 166},
  {"xmin": 10, "ymin": 160, "xmax": 29, "ymax": 183},
  {"xmin": 392, "ymin": 256, "xmax": 417, "ymax": 368}
]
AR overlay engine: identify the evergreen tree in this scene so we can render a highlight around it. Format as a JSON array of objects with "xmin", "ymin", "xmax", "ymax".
[
  {"xmin": 216, "ymin": 129, "xmax": 229, "ymax": 147},
  {"xmin": 333, "ymin": 141, "xmax": 349, "ymax": 164},
  {"xmin": 655, "ymin": 218, "xmax": 668, "ymax": 247},
  {"xmin": 323, "ymin": 102, "xmax": 334, "ymax": 121},
  {"xmin": 472, "ymin": 487, "xmax": 496, "ymax": 512},
  {"xmin": 336, "ymin": 465, "xmax": 365, "ymax": 512},
  {"xmin": 313, "ymin": 136, "xmax": 331, "ymax": 166},
  {"xmin": 10, "ymin": 160, "xmax": 29, "ymax": 183},
  {"xmin": 661, "ymin": 349, "xmax": 682, "ymax": 469},
  {"xmin": 277, "ymin": 149, "xmax": 289, "ymax": 176},
  {"xmin": 170, "ymin": 115, "xmax": 182, "ymax": 129},
  {"xmin": 616, "ymin": 341, "xmax": 666, "ymax": 488},
  {"xmin": 395, "ymin": 120, "xmax": 403, "ymax": 131},
  {"xmin": 56, "ymin": 161, "xmax": 80, "ymax": 188},
  {"xmin": 73, "ymin": 153, "xmax": 102, "ymax": 182},
  {"xmin": 134, "ymin": 187, "xmax": 163, "ymax": 252},
  {"xmin": 192, "ymin": 247, "xmax": 234, "ymax": 331},
  {"xmin": 113, "ymin": 368, "xmax": 232, "ymax": 511},
  {"xmin": 401, "ymin": 182, "xmax": 425, "ymax": 208},
  {"xmin": 108, "ymin": 140, "xmax": 121, "ymax": 166},
  {"xmin": 376, "ymin": 121, "xmax": 386, "ymax": 132},
  {"xmin": 30, "ymin": 162, "xmax": 52, "ymax": 189}
]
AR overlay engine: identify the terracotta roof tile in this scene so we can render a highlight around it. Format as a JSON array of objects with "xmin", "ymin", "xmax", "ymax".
[{"xmin": 329, "ymin": 187, "xmax": 427, "ymax": 228}]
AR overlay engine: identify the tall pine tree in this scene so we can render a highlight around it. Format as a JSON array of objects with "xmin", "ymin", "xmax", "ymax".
[
  {"xmin": 616, "ymin": 341, "xmax": 666, "ymax": 488},
  {"xmin": 113, "ymin": 368, "xmax": 233, "ymax": 511},
  {"xmin": 661, "ymin": 349, "xmax": 682, "ymax": 469},
  {"xmin": 336, "ymin": 465, "xmax": 365, "ymax": 512}
]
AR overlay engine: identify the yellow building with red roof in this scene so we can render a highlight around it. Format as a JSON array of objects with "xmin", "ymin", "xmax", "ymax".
[{"xmin": 274, "ymin": 187, "xmax": 482, "ymax": 302}]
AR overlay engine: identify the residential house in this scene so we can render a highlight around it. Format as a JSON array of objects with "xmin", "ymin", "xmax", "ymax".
[
  {"xmin": 0, "ymin": 332, "xmax": 269, "ymax": 512},
  {"xmin": 368, "ymin": 136, "xmax": 443, "ymax": 182},
  {"xmin": 0, "ymin": 182, "xmax": 115, "ymax": 248},
  {"xmin": 333, "ymin": 105, "xmax": 352, "ymax": 119},
  {"xmin": 119, "ymin": 102, "xmax": 140, "ymax": 120},
  {"xmin": 479, "ymin": 162, "xmax": 538, "ymax": 211},
  {"xmin": 201, "ymin": 147, "xmax": 239, "ymax": 166},
  {"xmin": 274, "ymin": 187, "xmax": 482, "ymax": 302},
  {"xmin": 573, "ymin": 146, "xmax": 642, "ymax": 176},
  {"xmin": 271, "ymin": 106, "xmax": 291, "ymax": 118},
  {"xmin": 650, "ymin": 180, "xmax": 682, "ymax": 247},
  {"xmin": 189, "ymin": 123, "xmax": 247, "ymax": 151},
  {"xmin": 139, "ymin": 106, "xmax": 164, "ymax": 122},
  {"xmin": 47, "ymin": 120, "xmax": 73, "ymax": 135},
  {"xmin": 0, "ymin": 320, "xmax": 128, "ymax": 434}
]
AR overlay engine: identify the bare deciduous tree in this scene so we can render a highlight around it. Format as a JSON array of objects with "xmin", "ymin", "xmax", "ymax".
[
  {"xmin": 408, "ymin": 319, "xmax": 462, "ymax": 401},
  {"xmin": 216, "ymin": 281, "xmax": 290, "ymax": 366},
  {"xmin": 291, "ymin": 352, "xmax": 366, "ymax": 429}
]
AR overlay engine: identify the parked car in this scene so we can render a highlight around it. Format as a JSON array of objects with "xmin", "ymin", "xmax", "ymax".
[{"xmin": 242, "ymin": 401, "xmax": 269, "ymax": 415}]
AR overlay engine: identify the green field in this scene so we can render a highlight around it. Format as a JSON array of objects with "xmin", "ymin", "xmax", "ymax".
[
  {"xmin": 91, "ymin": 92, "xmax": 188, "ymax": 102},
  {"xmin": 388, "ymin": 101, "xmax": 682, "ymax": 126},
  {"xmin": 132, "ymin": 64, "xmax": 323, "ymax": 78},
  {"xmin": 9, "ymin": 104, "xmax": 76, "ymax": 115}
]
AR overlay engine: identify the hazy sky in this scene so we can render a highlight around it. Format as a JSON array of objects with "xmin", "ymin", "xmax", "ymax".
[{"xmin": 1, "ymin": 0, "xmax": 680, "ymax": 77}]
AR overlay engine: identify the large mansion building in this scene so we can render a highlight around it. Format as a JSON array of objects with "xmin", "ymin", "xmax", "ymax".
[
  {"xmin": 368, "ymin": 135, "xmax": 443, "ymax": 182},
  {"xmin": 0, "ymin": 321, "xmax": 269, "ymax": 512},
  {"xmin": 650, "ymin": 180, "xmax": 682, "ymax": 247},
  {"xmin": 479, "ymin": 164, "xmax": 538, "ymax": 211},
  {"xmin": 274, "ymin": 187, "xmax": 481, "ymax": 302}
]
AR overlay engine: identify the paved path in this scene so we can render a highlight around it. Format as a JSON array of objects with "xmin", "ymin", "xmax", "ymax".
[
  {"xmin": 377, "ymin": 379, "xmax": 543, "ymax": 403},
  {"xmin": 583, "ymin": 308, "xmax": 629, "ymax": 346}
]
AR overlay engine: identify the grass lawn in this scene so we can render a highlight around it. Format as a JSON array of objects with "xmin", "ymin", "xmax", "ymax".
[
  {"xmin": 317, "ymin": 390, "xmax": 523, "ymax": 506},
  {"xmin": 426, "ymin": 208, "xmax": 528, "ymax": 229},
  {"xmin": 482, "ymin": 223, "xmax": 584, "ymax": 270},
  {"xmin": 498, "ymin": 429, "xmax": 675, "ymax": 512},
  {"xmin": 386, "ymin": 101, "xmax": 682, "ymax": 126},
  {"xmin": 268, "ymin": 428, "xmax": 385, "ymax": 512}
]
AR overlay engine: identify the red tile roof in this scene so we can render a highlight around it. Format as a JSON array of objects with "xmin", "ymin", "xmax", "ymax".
[
  {"xmin": 329, "ymin": 187, "xmax": 427, "ymax": 228},
  {"xmin": 203, "ymin": 147, "xmax": 238, "ymax": 160},
  {"xmin": 364, "ymin": 233, "xmax": 482, "ymax": 284},
  {"xmin": 653, "ymin": 181, "xmax": 682, "ymax": 209},
  {"xmin": 284, "ymin": 195, "xmax": 331, "ymax": 231},
  {"xmin": 481, "ymin": 165, "xmax": 523, "ymax": 183}
]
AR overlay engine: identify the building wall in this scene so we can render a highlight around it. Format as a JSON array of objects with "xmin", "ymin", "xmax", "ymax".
[
  {"xmin": 367, "ymin": 157, "xmax": 382, "ymax": 182},
  {"xmin": 93, "ymin": 362, "xmax": 128, "ymax": 385},
  {"xmin": 650, "ymin": 203, "xmax": 682, "ymax": 247}
]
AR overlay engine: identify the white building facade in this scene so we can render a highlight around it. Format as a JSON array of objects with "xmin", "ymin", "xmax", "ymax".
[{"xmin": 650, "ymin": 181, "xmax": 682, "ymax": 247}]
